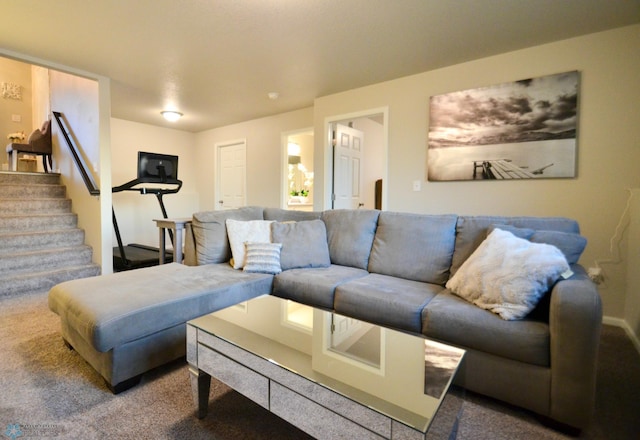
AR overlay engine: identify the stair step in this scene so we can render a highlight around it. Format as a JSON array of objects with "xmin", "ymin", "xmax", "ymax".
[
  {"xmin": 0, "ymin": 198, "xmax": 72, "ymax": 214},
  {"xmin": 0, "ymin": 229, "xmax": 85, "ymax": 254},
  {"xmin": 0, "ymin": 171, "xmax": 100, "ymax": 295},
  {"xmin": 0, "ymin": 183, "xmax": 66, "ymax": 199},
  {"xmin": 0, "ymin": 264, "xmax": 101, "ymax": 297},
  {"xmin": 0, "ymin": 171, "xmax": 60, "ymax": 185},
  {"xmin": 0, "ymin": 245, "xmax": 94, "ymax": 276},
  {"xmin": 0, "ymin": 213, "xmax": 78, "ymax": 233}
]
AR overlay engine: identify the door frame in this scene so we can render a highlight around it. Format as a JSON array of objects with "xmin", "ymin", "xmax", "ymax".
[
  {"xmin": 323, "ymin": 107, "xmax": 389, "ymax": 211},
  {"xmin": 281, "ymin": 127, "xmax": 313, "ymax": 209},
  {"xmin": 215, "ymin": 138, "xmax": 247, "ymax": 210}
]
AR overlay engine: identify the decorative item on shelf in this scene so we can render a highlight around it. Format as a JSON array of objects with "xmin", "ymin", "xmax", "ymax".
[{"xmin": 7, "ymin": 131, "xmax": 25, "ymax": 143}]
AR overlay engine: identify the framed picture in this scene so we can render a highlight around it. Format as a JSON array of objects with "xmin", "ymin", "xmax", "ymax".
[{"xmin": 427, "ymin": 71, "xmax": 579, "ymax": 181}]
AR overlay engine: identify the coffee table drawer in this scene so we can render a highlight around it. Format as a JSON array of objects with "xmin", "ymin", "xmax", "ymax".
[
  {"xmin": 271, "ymin": 382, "xmax": 385, "ymax": 440},
  {"xmin": 198, "ymin": 345, "xmax": 269, "ymax": 409}
]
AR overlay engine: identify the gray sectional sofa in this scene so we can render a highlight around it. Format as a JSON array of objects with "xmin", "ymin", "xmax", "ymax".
[{"xmin": 48, "ymin": 206, "xmax": 602, "ymax": 430}]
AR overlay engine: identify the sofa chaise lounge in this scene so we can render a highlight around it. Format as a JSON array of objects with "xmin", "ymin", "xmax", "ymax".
[{"xmin": 48, "ymin": 206, "xmax": 602, "ymax": 430}]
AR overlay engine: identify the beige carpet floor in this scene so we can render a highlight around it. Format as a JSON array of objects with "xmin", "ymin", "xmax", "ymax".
[{"xmin": 1, "ymin": 291, "xmax": 638, "ymax": 439}]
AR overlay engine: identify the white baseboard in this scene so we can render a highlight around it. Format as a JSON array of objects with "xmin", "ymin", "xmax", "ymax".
[{"xmin": 603, "ymin": 316, "xmax": 640, "ymax": 356}]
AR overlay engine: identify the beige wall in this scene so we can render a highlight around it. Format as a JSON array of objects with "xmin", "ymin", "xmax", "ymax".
[
  {"xmin": 0, "ymin": 57, "xmax": 33, "ymax": 167},
  {"xmin": 31, "ymin": 65, "xmax": 50, "ymax": 131},
  {"xmin": 49, "ymin": 69, "xmax": 112, "ymax": 272},
  {"xmin": 313, "ymin": 24, "xmax": 640, "ymax": 324},
  {"xmin": 110, "ymin": 118, "xmax": 199, "ymax": 248},
  {"xmin": 195, "ymin": 107, "xmax": 314, "ymax": 211}
]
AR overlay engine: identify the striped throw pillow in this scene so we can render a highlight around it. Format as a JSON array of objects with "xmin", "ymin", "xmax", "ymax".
[{"xmin": 243, "ymin": 242, "xmax": 282, "ymax": 274}]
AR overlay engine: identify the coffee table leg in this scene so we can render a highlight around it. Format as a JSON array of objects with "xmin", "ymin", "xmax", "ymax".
[{"xmin": 189, "ymin": 365, "xmax": 211, "ymax": 419}]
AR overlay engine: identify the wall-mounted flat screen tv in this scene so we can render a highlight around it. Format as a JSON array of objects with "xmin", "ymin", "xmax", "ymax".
[{"xmin": 137, "ymin": 151, "xmax": 179, "ymax": 183}]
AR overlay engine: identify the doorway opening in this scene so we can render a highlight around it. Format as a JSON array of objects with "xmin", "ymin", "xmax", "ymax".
[
  {"xmin": 325, "ymin": 108, "xmax": 388, "ymax": 211},
  {"xmin": 281, "ymin": 128, "xmax": 314, "ymax": 211}
]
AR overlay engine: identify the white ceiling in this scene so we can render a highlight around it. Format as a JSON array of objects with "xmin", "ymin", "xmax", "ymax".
[{"xmin": 1, "ymin": 0, "xmax": 638, "ymax": 133}]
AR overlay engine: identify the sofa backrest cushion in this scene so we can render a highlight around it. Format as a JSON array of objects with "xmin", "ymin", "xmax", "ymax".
[
  {"xmin": 271, "ymin": 219, "xmax": 331, "ymax": 270},
  {"xmin": 368, "ymin": 212, "xmax": 457, "ymax": 285},
  {"xmin": 451, "ymin": 216, "xmax": 581, "ymax": 276},
  {"xmin": 191, "ymin": 206, "xmax": 264, "ymax": 265},
  {"xmin": 321, "ymin": 209, "xmax": 380, "ymax": 270},
  {"xmin": 264, "ymin": 207, "xmax": 322, "ymax": 222}
]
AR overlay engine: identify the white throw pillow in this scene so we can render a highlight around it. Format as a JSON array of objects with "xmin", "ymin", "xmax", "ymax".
[
  {"xmin": 243, "ymin": 242, "xmax": 282, "ymax": 274},
  {"xmin": 226, "ymin": 219, "xmax": 273, "ymax": 269},
  {"xmin": 446, "ymin": 228, "xmax": 570, "ymax": 320}
]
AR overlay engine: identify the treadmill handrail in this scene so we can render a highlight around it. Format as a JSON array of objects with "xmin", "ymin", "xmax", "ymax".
[{"xmin": 112, "ymin": 177, "xmax": 182, "ymax": 194}]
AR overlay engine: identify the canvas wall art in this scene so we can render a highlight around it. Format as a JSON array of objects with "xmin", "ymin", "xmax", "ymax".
[{"xmin": 427, "ymin": 71, "xmax": 579, "ymax": 181}]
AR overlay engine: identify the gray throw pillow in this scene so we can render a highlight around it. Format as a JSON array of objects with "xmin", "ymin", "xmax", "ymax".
[
  {"xmin": 487, "ymin": 224, "xmax": 535, "ymax": 240},
  {"xmin": 243, "ymin": 242, "xmax": 282, "ymax": 274},
  {"xmin": 530, "ymin": 230, "xmax": 587, "ymax": 264},
  {"xmin": 488, "ymin": 224, "xmax": 587, "ymax": 264},
  {"xmin": 271, "ymin": 220, "xmax": 331, "ymax": 270}
]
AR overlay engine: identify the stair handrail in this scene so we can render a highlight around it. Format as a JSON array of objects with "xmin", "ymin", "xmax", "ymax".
[{"xmin": 52, "ymin": 111, "xmax": 100, "ymax": 196}]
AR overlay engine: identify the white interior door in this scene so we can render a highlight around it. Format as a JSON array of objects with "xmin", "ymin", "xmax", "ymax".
[
  {"xmin": 217, "ymin": 140, "xmax": 246, "ymax": 210},
  {"xmin": 333, "ymin": 124, "xmax": 363, "ymax": 209}
]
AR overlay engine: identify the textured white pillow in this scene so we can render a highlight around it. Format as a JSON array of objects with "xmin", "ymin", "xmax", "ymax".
[
  {"xmin": 243, "ymin": 242, "xmax": 282, "ymax": 274},
  {"xmin": 446, "ymin": 228, "xmax": 570, "ymax": 320},
  {"xmin": 226, "ymin": 219, "xmax": 273, "ymax": 269}
]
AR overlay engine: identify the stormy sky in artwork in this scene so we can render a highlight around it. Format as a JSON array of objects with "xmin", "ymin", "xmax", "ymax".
[{"xmin": 428, "ymin": 71, "xmax": 578, "ymax": 148}]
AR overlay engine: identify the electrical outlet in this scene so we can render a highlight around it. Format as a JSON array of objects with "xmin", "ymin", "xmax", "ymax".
[{"xmin": 588, "ymin": 267, "xmax": 604, "ymax": 284}]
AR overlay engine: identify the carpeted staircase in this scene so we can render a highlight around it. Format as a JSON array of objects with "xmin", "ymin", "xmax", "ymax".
[{"xmin": 0, "ymin": 171, "xmax": 101, "ymax": 296}]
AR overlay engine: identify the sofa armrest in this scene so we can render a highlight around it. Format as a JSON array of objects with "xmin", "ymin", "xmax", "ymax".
[
  {"xmin": 183, "ymin": 221, "xmax": 197, "ymax": 266},
  {"xmin": 549, "ymin": 265, "xmax": 602, "ymax": 429}
]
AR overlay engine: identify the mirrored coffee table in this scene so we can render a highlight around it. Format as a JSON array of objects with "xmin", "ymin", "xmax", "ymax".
[{"xmin": 187, "ymin": 295, "xmax": 465, "ymax": 439}]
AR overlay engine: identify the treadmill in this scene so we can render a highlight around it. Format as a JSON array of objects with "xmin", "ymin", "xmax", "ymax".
[{"xmin": 112, "ymin": 152, "xmax": 182, "ymax": 272}]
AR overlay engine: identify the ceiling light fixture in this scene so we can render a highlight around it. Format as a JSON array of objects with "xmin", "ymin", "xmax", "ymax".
[
  {"xmin": 161, "ymin": 110, "xmax": 183, "ymax": 122},
  {"xmin": 268, "ymin": 92, "xmax": 279, "ymax": 100}
]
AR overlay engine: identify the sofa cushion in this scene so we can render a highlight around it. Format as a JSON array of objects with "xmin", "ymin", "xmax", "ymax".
[
  {"xmin": 226, "ymin": 219, "xmax": 273, "ymax": 269},
  {"xmin": 272, "ymin": 265, "xmax": 369, "ymax": 310},
  {"xmin": 48, "ymin": 263, "xmax": 273, "ymax": 352},
  {"xmin": 422, "ymin": 290, "xmax": 550, "ymax": 366},
  {"xmin": 264, "ymin": 207, "xmax": 322, "ymax": 222},
  {"xmin": 368, "ymin": 212, "xmax": 457, "ymax": 285},
  {"xmin": 191, "ymin": 206, "xmax": 264, "ymax": 265},
  {"xmin": 320, "ymin": 209, "xmax": 380, "ymax": 270},
  {"xmin": 334, "ymin": 273, "xmax": 443, "ymax": 333},
  {"xmin": 446, "ymin": 228, "xmax": 570, "ymax": 320},
  {"xmin": 271, "ymin": 219, "xmax": 331, "ymax": 270},
  {"xmin": 243, "ymin": 242, "xmax": 282, "ymax": 274},
  {"xmin": 451, "ymin": 215, "xmax": 580, "ymax": 277}
]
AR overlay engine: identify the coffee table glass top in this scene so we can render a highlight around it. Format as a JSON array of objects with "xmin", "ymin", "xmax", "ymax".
[{"xmin": 190, "ymin": 294, "xmax": 465, "ymax": 433}]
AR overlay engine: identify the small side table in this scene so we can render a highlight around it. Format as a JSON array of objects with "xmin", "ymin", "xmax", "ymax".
[{"xmin": 153, "ymin": 217, "xmax": 192, "ymax": 264}]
